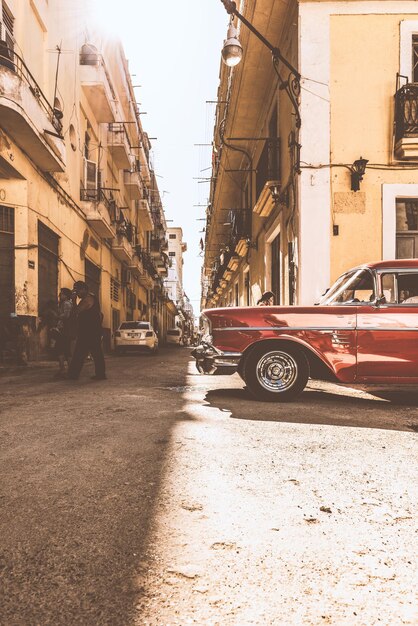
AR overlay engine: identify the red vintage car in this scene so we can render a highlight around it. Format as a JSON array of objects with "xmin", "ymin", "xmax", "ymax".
[{"xmin": 193, "ymin": 260, "xmax": 418, "ymax": 401}]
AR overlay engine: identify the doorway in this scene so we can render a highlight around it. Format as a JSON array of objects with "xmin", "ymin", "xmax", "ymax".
[{"xmin": 0, "ymin": 205, "xmax": 14, "ymax": 319}]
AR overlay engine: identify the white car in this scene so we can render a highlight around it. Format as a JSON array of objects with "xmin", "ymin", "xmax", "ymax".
[
  {"xmin": 166, "ymin": 328, "xmax": 183, "ymax": 345},
  {"xmin": 114, "ymin": 321, "xmax": 158, "ymax": 354}
]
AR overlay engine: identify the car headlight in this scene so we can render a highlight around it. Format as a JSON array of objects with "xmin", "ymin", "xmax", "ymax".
[{"xmin": 200, "ymin": 314, "xmax": 213, "ymax": 345}]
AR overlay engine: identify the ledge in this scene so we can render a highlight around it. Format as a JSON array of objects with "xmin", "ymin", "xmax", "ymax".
[
  {"xmin": 253, "ymin": 180, "xmax": 280, "ymax": 217},
  {"xmin": 394, "ymin": 137, "xmax": 418, "ymax": 160}
]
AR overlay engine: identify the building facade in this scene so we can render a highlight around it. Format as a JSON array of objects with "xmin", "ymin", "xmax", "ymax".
[
  {"xmin": 201, "ymin": 0, "xmax": 418, "ymax": 309},
  {"xmin": 0, "ymin": 0, "xmax": 175, "ymax": 357},
  {"xmin": 164, "ymin": 226, "xmax": 194, "ymax": 338}
]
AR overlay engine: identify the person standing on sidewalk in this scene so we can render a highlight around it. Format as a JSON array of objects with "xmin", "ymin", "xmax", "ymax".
[
  {"xmin": 67, "ymin": 281, "xmax": 106, "ymax": 381},
  {"xmin": 53, "ymin": 288, "xmax": 75, "ymax": 379}
]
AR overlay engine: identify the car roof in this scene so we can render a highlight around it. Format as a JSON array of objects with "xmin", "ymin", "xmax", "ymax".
[{"xmin": 356, "ymin": 259, "xmax": 418, "ymax": 270}]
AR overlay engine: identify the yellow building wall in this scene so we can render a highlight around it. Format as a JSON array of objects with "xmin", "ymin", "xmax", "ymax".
[{"xmin": 330, "ymin": 13, "xmax": 418, "ymax": 282}]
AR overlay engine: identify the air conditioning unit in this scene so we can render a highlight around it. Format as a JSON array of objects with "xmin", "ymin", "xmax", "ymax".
[
  {"xmin": 121, "ymin": 268, "xmax": 132, "ymax": 285},
  {"xmin": 84, "ymin": 158, "xmax": 97, "ymax": 198}
]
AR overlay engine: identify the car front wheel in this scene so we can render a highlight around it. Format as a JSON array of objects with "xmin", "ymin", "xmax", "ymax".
[{"xmin": 244, "ymin": 343, "xmax": 309, "ymax": 401}]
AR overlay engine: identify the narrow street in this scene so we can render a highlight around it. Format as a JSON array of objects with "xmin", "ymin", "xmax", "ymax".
[{"xmin": 0, "ymin": 349, "xmax": 417, "ymax": 626}]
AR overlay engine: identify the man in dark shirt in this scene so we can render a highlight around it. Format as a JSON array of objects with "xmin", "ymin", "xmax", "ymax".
[{"xmin": 67, "ymin": 281, "xmax": 106, "ymax": 380}]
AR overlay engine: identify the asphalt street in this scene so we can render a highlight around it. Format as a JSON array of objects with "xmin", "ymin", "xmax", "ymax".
[{"xmin": 0, "ymin": 348, "xmax": 417, "ymax": 625}]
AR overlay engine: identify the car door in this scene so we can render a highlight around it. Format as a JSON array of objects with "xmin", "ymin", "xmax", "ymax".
[{"xmin": 357, "ymin": 270, "xmax": 418, "ymax": 381}]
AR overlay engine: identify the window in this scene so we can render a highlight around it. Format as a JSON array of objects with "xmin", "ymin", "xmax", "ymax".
[
  {"xmin": 169, "ymin": 251, "xmax": 175, "ymax": 257},
  {"xmin": 400, "ymin": 21, "xmax": 418, "ymax": 82},
  {"xmin": 413, "ymin": 35, "xmax": 418, "ymax": 83},
  {"xmin": 169, "ymin": 234, "xmax": 176, "ymax": 239},
  {"xmin": 120, "ymin": 322, "xmax": 150, "ymax": 330},
  {"xmin": 396, "ymin": 198, "xmax": 418, "ymax": 258},
  {"xmin": 381, "ymin": 272, "xmax": 418, "ymax": 304},
  {"xmin": 110, "ymin": 277, "xmax": 119, "ymax": 302},
  {"xmin": 319, "ymin": 269, "xmax": 375, "ymax": 305},
  {"xmin": 38, "ymin": 222, "xmax": 59, "ymax": 315},
  {"xmin": 1, "ymin": 1, "xmax": 14, "ymax": 51}
]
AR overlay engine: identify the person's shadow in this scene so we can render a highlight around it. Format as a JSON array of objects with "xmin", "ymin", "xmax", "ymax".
[{"xmin": 203, "ymin": 382, "xmax": 418, "ymax": 432}]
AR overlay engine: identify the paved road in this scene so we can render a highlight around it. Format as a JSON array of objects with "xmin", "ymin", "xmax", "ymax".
[{"xmin": 0, "ymin": 349, "xmax": 417, "ymax": 625}]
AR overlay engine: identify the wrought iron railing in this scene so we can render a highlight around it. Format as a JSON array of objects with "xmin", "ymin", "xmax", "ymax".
[
  {"xmin": 80, "ymin": 187, "xmax": 125, "ymax": 227},
  {"xmin": 108, "ymin": 123, "xmax": 132, "ymax": 149},
  {"xmin": 395, "ymin": 83, "xmax": 418, "ymax": 143},
  {"xmin": 230, "ymin": 208, "xmax": 252, "ymax": 246},
  {"xmin": 0, "ymin": 44, "xmax": 63, "ymax": 134}
]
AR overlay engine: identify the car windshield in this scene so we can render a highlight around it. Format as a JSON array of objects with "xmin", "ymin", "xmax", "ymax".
[
  {"xmin": 319, "ymin": 269, "xmax": 375, "ymax": 305},
  {"xmin": 167, "ymin": 329, "xmax": 181, "ymax": 335},
  {"xmin": 120, "ymin": 322, "xmax": 150, "ymax": 330}
]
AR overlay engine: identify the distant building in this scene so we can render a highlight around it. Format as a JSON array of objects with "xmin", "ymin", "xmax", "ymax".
[
  {"xmin": 164, "ymin": 227, "xmax": 194, "ymax": 336},
  {"xmin": 0, "ymin": 0, "xmax": 176, "ymax": 356}
]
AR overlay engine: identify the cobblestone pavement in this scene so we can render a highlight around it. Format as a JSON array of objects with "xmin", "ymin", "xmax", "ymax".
[{"xmin": 0, "ymin": 349, "xmax": 417, "ymax": 625}]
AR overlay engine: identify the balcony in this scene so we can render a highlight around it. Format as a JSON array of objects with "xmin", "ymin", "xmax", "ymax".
[
  {"xmin": 136, "ymin": 198, "xmax": 153, "ymax": 231},
  {"xmin": 138, "ymin": 143, "xmax": 151, "ymax": 183},
  {"xmin": 138, "ymin": 251, "xmax": 157, "ymax": 287},
  {"xmin": 128, "ymin": 253, "xmax": 144, "ymax": 279},
  {"xmin": 156, "ymin": 252, "xmax": 170, "ymax": 276},
  {"xmin": 79, "ymin": 46, "xmax": 116, "ymax": 123},
  {"xmin": 123, "ymin": 169, "xmax": 141, "ymax": 199},
  {"xmin": 227, "ymin": 254, "xmax": 240, "ymax": 272},
  {"xmin": 0, "ymin": 47, "xmax": 65, "ymax": 171},
  {"xmin": 107, "ymin": 124, "xmax": 131, "ymax": 169},
  {"xmin": 80, "ymin": 188, "xmax": 117, "ymax": 238},
  {"xmin": 394, "ymin": 83, "xmax": 418, "ymax": 159},
  {"xmin": 112, "ymin": 232, "xmax": 133, "ymax": 263}
]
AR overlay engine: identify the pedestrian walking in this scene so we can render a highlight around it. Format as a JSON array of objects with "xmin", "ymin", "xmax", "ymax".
[
  {"xmin": 257, "ymin": 291, "xmax": 275, "ymax": 306},
  {"xmin": 53, "ymin": 288, "xmax": 75, "ymax": 378},
  {"xmin": 67, "ymin": 281, "xmax": 106, "ymax": 380}
]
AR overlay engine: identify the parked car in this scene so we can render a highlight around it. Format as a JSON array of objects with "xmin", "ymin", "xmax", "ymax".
[
  {"xmin": 192, "ymin": 260, "xmax": 418, "ymax": 401},
  {"xmin": 114, "ymin": 321, "xmax": 158, "ymax": 354},
  {"xmin": 166, "ymin": 328, "xmax": 183, "ymax": 345}
]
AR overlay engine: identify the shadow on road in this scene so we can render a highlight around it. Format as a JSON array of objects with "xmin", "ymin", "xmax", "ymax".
[
  {"xmin": 203, "ymin": 385, "xmax": 418, "ymax": 432},
  {"xmin": 0, "ymin": 349, "xmax": 193, "ymax": 625}
]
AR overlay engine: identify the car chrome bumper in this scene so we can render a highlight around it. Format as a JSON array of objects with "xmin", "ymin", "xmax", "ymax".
[{"xmin": 191, "ymin": 343, "xmax": 242, "ymax": 375}]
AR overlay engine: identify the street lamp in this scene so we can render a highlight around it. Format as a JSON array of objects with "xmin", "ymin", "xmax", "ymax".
[
  {"xmin": 220, "ymin": 0, "xmax": 301, "ymax": 128},
  {"xmin": 221, "ymin": 21, "xmax": 243, "ymax": 67},
  {"xmin": 350, "ymin": 157, "xmax": 368, "ymax": 192}
]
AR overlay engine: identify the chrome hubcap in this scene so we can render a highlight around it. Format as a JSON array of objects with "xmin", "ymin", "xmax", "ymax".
[{"xmin": 256, "ymin": 351, "xmax": 298, "ymax": 392}]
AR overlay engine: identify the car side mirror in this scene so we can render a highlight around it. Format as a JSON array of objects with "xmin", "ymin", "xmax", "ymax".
[{"xmin": 374, "ymin": 295, "xmax": 386, "ymax": 306}]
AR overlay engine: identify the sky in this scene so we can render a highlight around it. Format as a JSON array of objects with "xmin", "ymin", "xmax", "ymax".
[{"xmin": 92, "ymin": 0, "xmax": 228, "ymax": 312}]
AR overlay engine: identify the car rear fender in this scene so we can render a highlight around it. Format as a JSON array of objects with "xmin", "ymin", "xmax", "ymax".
[{"xmin": 239, "ymin": 337, "xmax": 338, "ymax": 382}]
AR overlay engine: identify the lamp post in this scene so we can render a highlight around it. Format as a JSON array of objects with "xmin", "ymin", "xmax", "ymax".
[{"xmin": 220, "ymin": 0, "xmax": 301, "ymax": 128}]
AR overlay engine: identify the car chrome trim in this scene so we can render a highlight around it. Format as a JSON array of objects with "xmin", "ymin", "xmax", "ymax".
[
  {"xmin": 213, "ymin": 326, "xmax": 418, "ymax": 332},
  {"xmin": 192, "ymin": 343, "xmax": 242, "ymax": 375}
]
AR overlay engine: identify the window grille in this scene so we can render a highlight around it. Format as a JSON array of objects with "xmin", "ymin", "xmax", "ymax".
[
  {"xmin": 169, "ymin": 234, "xmax": 176, "ymax": 239},
  {"xmin": 0, "ymin": 205, "xmax": 14, "ymax": 233},
  {"xmin": 110, "ymin": 277, "xmax": 119, "ymax": 302},
  {"xmin": 413, "ymin": 35, "xmax": 418, "ymax": 83},
  {"xmin": 1, "ymin": 2, "xmax": 14, "ymax": 50}
]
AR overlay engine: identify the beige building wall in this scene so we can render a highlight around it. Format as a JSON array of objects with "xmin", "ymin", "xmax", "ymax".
[
  {"xmin": 330, "ymin": 12, "xmax": 418, "ymax": 282},
  {"xmin": 0, "ymin": 0, "xmax": 175, "ymax": 355}
]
